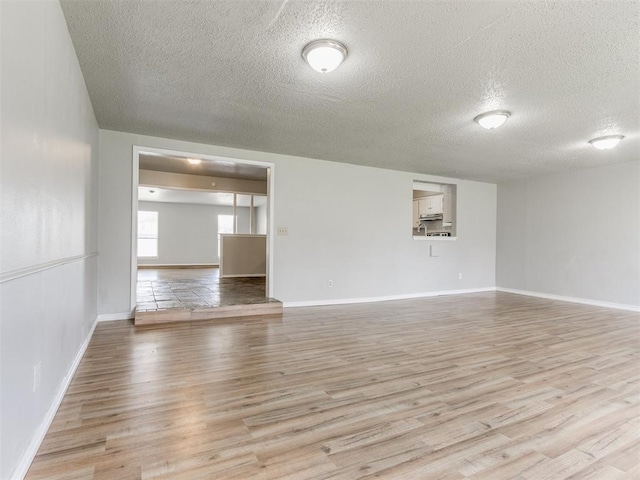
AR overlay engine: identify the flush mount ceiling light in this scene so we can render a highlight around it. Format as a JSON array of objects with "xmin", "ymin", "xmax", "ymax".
[
  {"xmin": 187, "ymin": 158, "xmax": 202, "ymax": 165},
  {"xmin": 302, "ymin": 39, "xmax": 347, "ymax": 73},
  {"xmin": 588, "ymin": 135, "xmax": 624, "ymax": 150},
  {"xmin": 474, "ymin": 110, "xmax": 511, "ymax": 129}
]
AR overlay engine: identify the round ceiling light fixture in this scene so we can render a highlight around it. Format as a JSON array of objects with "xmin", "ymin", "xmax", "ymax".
[
  {"xmin": 302, "ymin": 39, "xmax": 348, "ymax": 73},
  {"xmin": 588, "ymin": 135, "xmax": 624, "ymax": 150},
  {"xmin": 474, "ymin": 110, "xmax": 511, "ymax": 129},
  {"xmin": 187, "ymin": 158, "xmax": 202, "ymax": 165}
]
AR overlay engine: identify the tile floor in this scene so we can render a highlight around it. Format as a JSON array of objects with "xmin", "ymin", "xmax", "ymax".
[{"xmin": 136, "ymin": 267, "xmax": 278, "ymax": 312}]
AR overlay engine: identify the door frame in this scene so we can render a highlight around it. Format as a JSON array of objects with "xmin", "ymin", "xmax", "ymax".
[{"xmin": 130, "ymin": 145, "xmax": 275, "ymax": 312}]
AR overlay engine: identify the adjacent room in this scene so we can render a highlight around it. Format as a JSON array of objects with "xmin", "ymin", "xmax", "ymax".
[
  {"xmin": 134, "ymin": 151, "xmax": 281, "ymax": 324},
  {"xmin": 1, "ymin": 1, "xmax": 638, "ymax": 479}
]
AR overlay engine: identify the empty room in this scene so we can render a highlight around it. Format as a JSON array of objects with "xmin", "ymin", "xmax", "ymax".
[{"xmin": 1, "ymin": 1, "xmax": 638, "ymax": 479}]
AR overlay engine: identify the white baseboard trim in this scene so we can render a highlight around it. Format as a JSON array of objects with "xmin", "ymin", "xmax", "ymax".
[
  {"xmin": 96, "ymin": 312, "xmax": 134, "ymax": 322},
  {"xmin": 11, "ymin": 315, "xmax": 99, "ymax": 480},
  {"xmin": 496, "ymin": 287, "xmax": 640, "ymax": 312},
  {"xmin": 283, "ymin": 287, "xmax": 497, "ymax": 308}
]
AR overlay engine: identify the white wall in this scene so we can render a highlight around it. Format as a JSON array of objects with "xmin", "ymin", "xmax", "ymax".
[
  {"xmin": 137, "ymin": 201, "xmax": 249, "ymax": 265},
  {"xmin": 497, "ymin": 160, "xmax": 640, "ymax": 308},
  {"xmin": 98, "ymin": 129, "xmax": 497, "ymax": 314},
  {"xmin": 0, "ymin": 2, "xmax": 99, "ymax": 478}
]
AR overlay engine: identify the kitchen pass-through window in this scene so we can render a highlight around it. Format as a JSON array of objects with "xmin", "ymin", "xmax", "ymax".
[{"xmin": 412, "ymin": 181, "xmax": 457, "ymax": 238}]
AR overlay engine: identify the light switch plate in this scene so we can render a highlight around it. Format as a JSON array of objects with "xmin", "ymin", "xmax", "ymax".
[{"xmin": 277, "ymin": 226, "xmax": 288, "ymax": 236}]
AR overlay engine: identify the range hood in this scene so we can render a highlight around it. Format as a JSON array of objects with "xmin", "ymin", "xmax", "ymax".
[{"xmin": 419, "ymin": 213, "xmax": 443, "ymax": 221}]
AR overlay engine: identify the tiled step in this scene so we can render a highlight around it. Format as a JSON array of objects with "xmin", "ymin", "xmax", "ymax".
[{"xmin": 135, "ymin": 301, "xmax": 283, "ymax": 325}]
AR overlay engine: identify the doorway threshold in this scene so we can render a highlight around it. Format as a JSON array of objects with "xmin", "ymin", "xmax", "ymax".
[
  {"xmin": 135, "ymin": 267, "xmax": 279, "ymax": 325},
  {"xmin": 135, "ymin": 299, "xmax": 282, "ymax": 325}
]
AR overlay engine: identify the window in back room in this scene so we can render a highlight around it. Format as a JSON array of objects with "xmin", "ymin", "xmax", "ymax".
[{"xmin": 137, "ymin": 211, "xmax": 158, "ymax": 257}]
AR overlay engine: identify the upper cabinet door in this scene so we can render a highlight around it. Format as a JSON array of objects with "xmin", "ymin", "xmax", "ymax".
[
  {"xmin": 430, "ymin": 194, "xmax": 444, "ymax": 214},
  {"xmin": 419, "ymin": 194, "xmax": 444, "ymax": 215},
  {"xmin": 418, "ymin": 198, "xmax": 429, "ymax": 216}
]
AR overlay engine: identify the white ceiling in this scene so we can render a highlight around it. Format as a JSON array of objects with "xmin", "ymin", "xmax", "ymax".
[
  {"xmin": 60, "ymin": 1, "xmax": 639, "ymax": 183},
  {"xmin": 138, "ymin": 186, "xmax": 267, "ymax": 207}
]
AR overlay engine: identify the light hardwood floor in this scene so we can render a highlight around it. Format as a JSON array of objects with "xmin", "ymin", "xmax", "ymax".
[{"xmin": 26, "ymin": 292, "xmax": 640, "ymax": 479}]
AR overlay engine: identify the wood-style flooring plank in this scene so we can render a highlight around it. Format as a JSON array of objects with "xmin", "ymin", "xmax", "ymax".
[{"xmin": 25, "ymin": 292, "xmax": 640, "ymax": 479}]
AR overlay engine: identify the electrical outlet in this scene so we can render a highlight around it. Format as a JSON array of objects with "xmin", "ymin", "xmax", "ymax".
[
  {"xmin": 277, "ymin": 226, "xmax": 288, "ymax": 236},
  {"xmin": 458, "ymin": 273, "xmax": 463, "ymax": 280},
  {"xmin": 33, "ymin": 362, "xmax": 42, "ymax": 393},
  {"xmin": 328, "ymin": 280, "xmax": 333, "ymax": 287}
]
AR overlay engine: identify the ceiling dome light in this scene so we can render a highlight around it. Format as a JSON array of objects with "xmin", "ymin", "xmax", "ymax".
[
  {"xmin": 589, "ymin": 135, "xmax": 624, "ymax": 150},
  {"xmin": 474, "ymin": 110, "xmax": 511, "ymax": 129},
  {"xmin": 187, "ymin": 158, "xmax": 201, "ymax": 165},
  {"xmin": 302, "ymin": 39, "xmax": 347, "ymax": 73}
]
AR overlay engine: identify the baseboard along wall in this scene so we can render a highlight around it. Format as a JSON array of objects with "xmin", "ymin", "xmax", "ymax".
[
  {"xmin": 496, "ymin": 287, "xmax": 640, "ymax": 312},
  {"xmin": 11, "ymin": 316, "xmax": 99, "ymax": 480}
]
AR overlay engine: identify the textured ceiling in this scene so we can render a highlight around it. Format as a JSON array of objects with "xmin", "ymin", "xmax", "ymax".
[
  {"xmin": 139, "ymin": 153, "xmax": 268, "ymax": 181},
  {"xmin": 61, "ymin": 0, "xmax": 639, "ymax": 183}
]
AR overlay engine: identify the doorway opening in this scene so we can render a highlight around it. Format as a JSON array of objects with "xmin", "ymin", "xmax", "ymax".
[{"xmin": 130, "ymin": 146, "xmax": 279, "ymax": 324}]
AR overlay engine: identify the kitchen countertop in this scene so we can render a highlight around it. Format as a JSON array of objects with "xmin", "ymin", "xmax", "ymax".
[{"xmin": 412, "ymin": 229, "xmax": 457, "ymax": 240}]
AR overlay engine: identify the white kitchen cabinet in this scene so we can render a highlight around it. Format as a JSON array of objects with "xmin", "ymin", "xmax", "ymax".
[
  {"xmin": 418, "ymin": 194, "xmax": 443, "ymax": 216},
  {"xmin": 431, "ymin": 194, "xmax": 444, "ymax": 215},
  {"xmin": 417, "ymin": 198, "xmax": 427, "ymax": 215}
]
